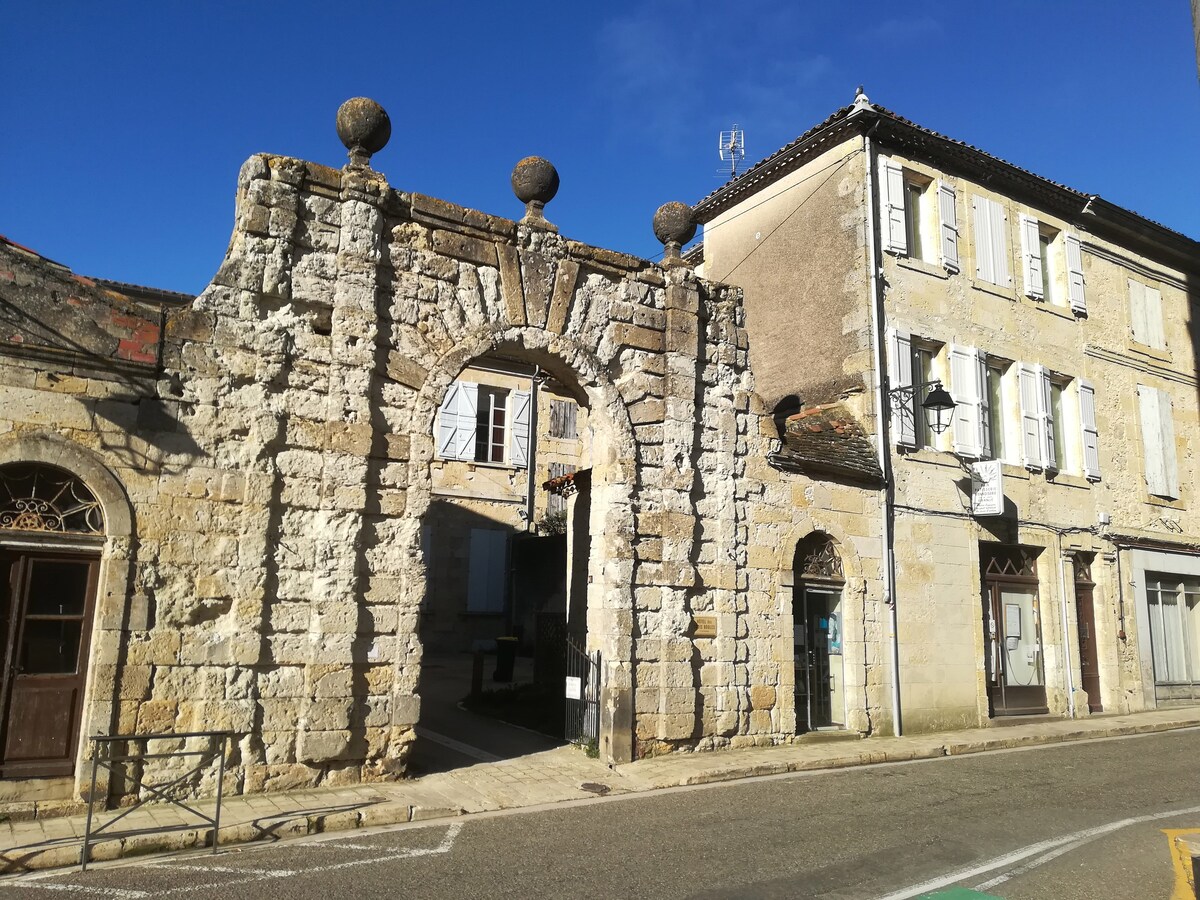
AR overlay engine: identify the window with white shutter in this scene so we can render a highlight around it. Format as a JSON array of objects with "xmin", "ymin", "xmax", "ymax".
[
  {"xmin": 879, "ymin": 158, "xmax": 907, "ymax": 255},
  {"xmin": 1079, "ymin": 380, "xmax": 1101, "ymax": 481},
  {"xmin": 1042, "ymin": 371, "xmax": 1058, "ymax": 471},
  {"xmin": 1129, "ymin": 278, "xmax": 1165, "ymax": 349},
  {"xmin": 887, "ymin": 329, "xmax": 916, "ymax": 449},
  {"xmin": 1064, "ymin": 235, "xmax": 1087, "ymax": 315},
  {"xmin": 509, "ymin": 389, "xmax": 531, "ymax": 468},
  {"xmin": 1138, "ymin": 385, "xmax": 1179, "ymax": 499},
  {"xmin": 457, "ymin": 382, "xmax": 481, "ymax": 460},
  {"xmin": 937, "ymin": 181, "xmax": 959, "ymax": 273},
  {"xmin": 972, "ymin": 195, "xmax": 1012, "ymax": 287},
  {"xmin": 950, "ymin": 345, "xmax": 986, "ymax": 458},
  {"xmin": 1020, "ymin": 215, "xmax": 1044, "ymax": 300}
]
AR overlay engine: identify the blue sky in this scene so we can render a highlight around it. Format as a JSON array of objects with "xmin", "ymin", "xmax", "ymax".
[{"xmin": 3, "ymin": 1, "xmax": 1198, "ymax": 294}]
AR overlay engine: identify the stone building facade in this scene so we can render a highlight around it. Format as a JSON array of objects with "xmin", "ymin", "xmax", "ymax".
[
  {"xmin": 0, "ymin": 99, "xmax": 899, "ymax": 815},
  {"xmin": 695, "ymin": 91, "xmax": 1200, "ymax": 734}
]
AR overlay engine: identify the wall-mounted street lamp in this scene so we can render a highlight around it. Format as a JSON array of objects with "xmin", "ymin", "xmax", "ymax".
[{"xmin": 888, "ymin": 380, "xmax": 957, "ymax": 435}]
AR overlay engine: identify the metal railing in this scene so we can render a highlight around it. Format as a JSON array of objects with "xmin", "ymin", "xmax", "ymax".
[
  {"xmin": 564, "ymin": 638, "xmax": 600, "ymax": 747},
  {"xmin": 82, "ymin": 730, "xmax": 233, "ymax": 871}
]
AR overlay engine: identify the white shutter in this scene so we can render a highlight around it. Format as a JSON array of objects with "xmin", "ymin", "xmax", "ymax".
[
  {"xmin": 887, "ymin": 328, "xmax": 916, "ymax": 449},
  {"xmin": 437, "ymin": 382, "xmax": 461, "ymax": 459},
  {"xmin": 979, "ymin": 354, "xmax": 993, "ymax": 459},
  {"xmin": 1138, "ymin": 386, "xmax": 1168, "ymax": 497},
  {"xmin": 509, "ymin": 389, "xmax": 531, "ymax": 468},
  {"xmin": 1018, "ymin": 363, "xmax": 1044, "ymax": 468},
  {"xmin": 879, "ymin": 157, "xmax": 907, "ymax": 255},
  {"xmin": 1160, "ymin": 390, "xmax": 1179, "ymax": 499},
  {"xmin": 937, "ymin": 181, "xmax": 959, "ymax": 273},
  {"xmin": 1065, "ymin": 235, "xmax": 1086, "ymax": 315},
  {"xmin": 1020, "ymin": 214, "xmax": 1044, "ymax": 300},
  {"xmin": 1040, "ymin": 367, "xmax": 1055, "ymax": 470},
  {"xmin": 972, "ymin": 196, "xmax": 993, "ymax": 283},
  {"xmin": 950, "ymin": 344, "xmax": 984, "ymax": 457},
  {"xmin": 455, "ymin": 382, "xmax": 479, "ymax": 460},
  {"xmin": 1144, "ymin": 285, "xmax": 1165, "ymax": 350},
  {"xmin": 1128, "ymin": 279, "xmax": 1148, "ymax": 345},
  {"xmin": 989, "ymin": 198, "xmax": 1011, "ymax": 287},
  {"xmin": 1079, "ymin": 380, "xmax": 1100, "ymax": 481}
]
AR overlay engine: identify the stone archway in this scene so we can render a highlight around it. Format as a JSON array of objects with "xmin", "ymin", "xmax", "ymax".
[{"xmin": 402, "ymin": 326, "xmax": 640, "ymax": 765}]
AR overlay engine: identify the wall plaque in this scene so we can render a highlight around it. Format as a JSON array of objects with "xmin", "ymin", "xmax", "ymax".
[{"xmin": 692, "ymin": 615, "xmax": 717, "ymax": 638}]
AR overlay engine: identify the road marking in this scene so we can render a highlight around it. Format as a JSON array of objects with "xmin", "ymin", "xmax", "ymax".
[
  {"xmin": 414, "ymin": 726, "xmax": 501, "ymax": 762},
  {"xmin": 878, "ymin": 802, "xmax": 1200, "ymax": 900},
  {"xmin": 8, "ymin": 823, "xmax": 463, "ymax": 897},
  {"xmin": 1162, "ymin": 828, "xmax": 1200, "ymax": 900},
  {"xmin": 10, "ymin": 885, "xmax": 147, "ymax": 898}
]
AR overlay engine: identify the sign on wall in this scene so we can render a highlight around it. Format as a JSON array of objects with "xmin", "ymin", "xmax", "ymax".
[{"xmin": 971, "ymin": 460, "xmax": 1004, "ymax": 516}]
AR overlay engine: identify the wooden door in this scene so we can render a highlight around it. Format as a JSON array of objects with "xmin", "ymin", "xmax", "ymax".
[
  {"xmin": 1075, "ymin": 582, "xmax": 1103, "ymax": 713},
  {"xmin": 0, "ymin": 553, "xmax": 98, "ymax": 777}
]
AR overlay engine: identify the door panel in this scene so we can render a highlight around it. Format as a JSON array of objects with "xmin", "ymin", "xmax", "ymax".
[
  {"xmin": 985, "ymin": 582, "xmax": 1049, "ymax": 716},
  {"xmin": 1076, "ymin": 585, "xmax": 1102, "ymax": 713},
  {"xmin": 0, "ymin": 554, "xmax": 98, "ymax": 778}
]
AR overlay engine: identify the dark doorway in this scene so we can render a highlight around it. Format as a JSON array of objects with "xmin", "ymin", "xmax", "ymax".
[
  {"xmin": 982, "ymin": 544, "xmax": 1048, "ymax": 717},
  {"xmin": 0, "ymin": 552, "xmax": 99, "ymax": 777},
  {"xmin": 1074, "ymin": 554, "xmax": 1103, "ymax": 713},
  {"xmin": 793, "ymin": 534, "xmax": 846, "ymax": 732}
]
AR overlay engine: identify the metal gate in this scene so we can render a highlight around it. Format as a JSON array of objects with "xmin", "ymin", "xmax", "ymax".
[{"xmin": 564, "ymin": 637, "xmax": 600, "ymax": 746}]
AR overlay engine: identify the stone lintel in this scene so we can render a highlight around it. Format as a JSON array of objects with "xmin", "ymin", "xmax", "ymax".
[
  {"xmin": 497, "ymin": 244, "xmax": 526, "ymax": 326},
  {"xmin": 546, "ymin": 259, "xmax": 580, "ymax": 335}
]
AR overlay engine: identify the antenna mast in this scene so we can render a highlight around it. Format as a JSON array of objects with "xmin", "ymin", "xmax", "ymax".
[{"xmin": 718, "ymin": 124, "xmax": 745, "ymax": 179}]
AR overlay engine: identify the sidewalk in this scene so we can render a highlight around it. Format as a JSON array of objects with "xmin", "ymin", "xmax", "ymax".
[{"xmin": 2, "ymin": 705, "xmax": 1197, "ymax": 874}]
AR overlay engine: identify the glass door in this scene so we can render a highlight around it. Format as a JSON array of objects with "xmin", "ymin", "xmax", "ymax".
[{"xmin": 984, "ymin": 582, "xmax": 1048, "ymax": 716}]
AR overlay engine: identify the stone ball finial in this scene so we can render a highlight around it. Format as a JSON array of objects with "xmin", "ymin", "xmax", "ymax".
[
  {"xmin": 511, "ymin": 157, "xmax": 559, "ymax": 231},
  {"xmin": 336, "ymin": 97, "xmax": 391, "ymax": 168},
  {"xmin": 653, "ymin": 202, "xmax": 696, "ymax": 266}
]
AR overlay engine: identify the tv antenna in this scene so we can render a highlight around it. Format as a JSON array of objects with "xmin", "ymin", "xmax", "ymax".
[{"xmin": 718, "ymin": 125, "xmax": 745, "ymax": 178}]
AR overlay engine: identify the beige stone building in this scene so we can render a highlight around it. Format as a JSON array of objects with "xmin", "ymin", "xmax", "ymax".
[
  {"xmin": 0, "ymin": 99, "xmax": 907, "ymax": 816},
  {"xmin": 695, "ymin": 91, "xmax": 1200, "ymax": 734}
]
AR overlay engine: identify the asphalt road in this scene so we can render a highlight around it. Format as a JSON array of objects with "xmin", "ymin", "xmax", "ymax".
[{"xmin": 4, "ymin": 729, "xmax": 1198, "ymax": 899}]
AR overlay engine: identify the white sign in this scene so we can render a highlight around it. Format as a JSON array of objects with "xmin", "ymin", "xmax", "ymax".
[
  {"xmin": 971, "ymin": 460, "xmax": 1004, "ymax": 516},
  {"xmin": 565, "ymin": 676, "xmax": 582, "ymax": 700}
]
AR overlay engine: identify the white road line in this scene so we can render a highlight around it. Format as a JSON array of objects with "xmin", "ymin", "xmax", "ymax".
[
  {"xmin": 877, "ymin": 802, "xmax": 1200, "ymax": 900},
  {"xmin": 162, "ymin": 864, "xmax": 297, "ymax": 877},
  {"xmin": 12, "ymin": 885, "xmax": 147, "ymax": 898},
  {"xmin": 414, "ymin": 726, "xmax": 501, "ymax": 762},
  {"xmin": 973, "ymin": 838, "xmax": 1090, "ymax": 891}
]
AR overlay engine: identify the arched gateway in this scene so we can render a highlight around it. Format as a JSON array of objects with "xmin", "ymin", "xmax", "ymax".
[{"xmin": 0, "ymin": 99, "xmax": 895, "ymax": 809}]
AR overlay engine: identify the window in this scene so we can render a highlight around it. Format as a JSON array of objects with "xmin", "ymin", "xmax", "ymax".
[
  {"xmin": 546, "ymin": 462, "xmax": 576, "ymax": 516},
  {"xmin": 904, "ymin": 179, "xmax": 930, "ymax": 263},
  {"xmin": 1137, "ymin": 385, "xmax": 1179, "ymax": 499},
  {"xmin": 548, "ymin": 399, "xmax": 577, "ymax": 440},
  {"xmin": 912, "ymin": 345, "xmax": 936, "ymax": 447},
  {"xmin": 888, "ymin": 329, "xmax": 946, "ymax": 451},
  {"xmin": 972, "ymin": 195, "xmax": 1011, "ymax": 288},
  {"xmin": 1049, "ymin": 379, "xmax": 1066, "ymax": 471},
  {"xmin": 437, "ymin": 381, "xmax": 532, "ymax": 467},
  {"xmin": 985, "ymin": 361, "xmax": 1008, "ymax": 462},
  {"xmin": 1129, "ymin": 278, "xmax": 1166, "ymax": 350},
  {"xmin": 475, "ymin": 386, "xmax": 508, "ymax": 464},
  {"xmin": 878, "ymin": 158, "xmax": 959, "ymax": 272},
  {"xmin": 1145, "ymin": 573, "xmax": 1200, "ymax": 684}
]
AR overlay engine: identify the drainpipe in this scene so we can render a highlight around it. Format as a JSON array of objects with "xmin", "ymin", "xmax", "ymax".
[
  {"xmin": 525, "ymin": 366, "xmax": 541, "ymax": 531},
  {"xmin": 1058, "ymin": 540, "xmax": 1077, "ymax": 718},
  {"xmin": 862, "ymin": 125, "xmax": 903, "ymax": 737}
]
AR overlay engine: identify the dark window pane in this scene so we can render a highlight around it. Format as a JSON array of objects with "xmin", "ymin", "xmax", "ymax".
[
  {"xmin": 20, "ymin": 619, "xmax": 82, "ymax": 674},
  {"xmin": 25, "ymin": 561, "xmax": 89, "ymax": 617},
  {"xmin": 26, "ymin": 564, "xmax": 88, "ymax": 619}
]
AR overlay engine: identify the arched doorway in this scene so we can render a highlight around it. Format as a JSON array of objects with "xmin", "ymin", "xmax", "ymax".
[
  {"xmin": 0, "ymin": 463, "xmax": 105, "ymax": 777},
  {"xmin": 793, "ymin": 533, "xmax": 846, "ymax": 732}
]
